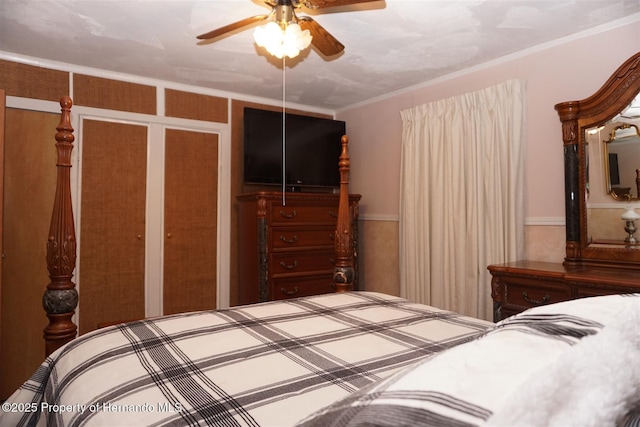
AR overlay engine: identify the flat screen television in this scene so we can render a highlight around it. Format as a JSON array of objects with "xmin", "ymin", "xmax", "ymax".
[{"xmin": 243, "ymin": 107, "xmax": 346, "ymax": 190}]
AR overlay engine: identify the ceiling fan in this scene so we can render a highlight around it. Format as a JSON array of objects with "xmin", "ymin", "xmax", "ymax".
[{"xmin": 197, "ymin": 0, "xmax": 381, "ymax": 57}]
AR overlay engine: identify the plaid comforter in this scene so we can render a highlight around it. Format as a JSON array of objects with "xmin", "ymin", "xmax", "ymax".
[
  {"xmin": 0, "ymin": 291, "xmax": 492, "ymax": 426},
  {"xmin": 297, "ymin": 293, "xmax": 640, "ymax": 427}
]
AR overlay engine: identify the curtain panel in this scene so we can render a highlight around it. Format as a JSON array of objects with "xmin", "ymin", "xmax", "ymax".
[{"xmin": 399, "ymin": 79, "xmax": 525, "ymax": 320}]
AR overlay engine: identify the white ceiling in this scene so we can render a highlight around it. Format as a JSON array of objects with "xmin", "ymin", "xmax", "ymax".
[{"xmin": 1, "ymin": 1, "xmax": 640, "ymax": 112}]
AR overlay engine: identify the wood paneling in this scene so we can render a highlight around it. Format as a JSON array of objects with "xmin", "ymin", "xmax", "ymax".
[
  {"xmin": 73, "ymin": 74, "xmax": 156, "ymax": 114},
  {"xmin": 163, "ymin": 129, "xmax": 218, "ymax": 314},
  {"xmin": 0, "ymin": 60, "xmax": 69, "ymax": 101},
  {"xmin": 1, "ymin": 109, "xmax": 57, "ymax": 399},
  {"xmin": 165, "ymin": 89, "xmax": 228, "ymax": 123},
  {"xmin": 79, "ymin": 119, "xmax": 147, "ymax": 334}
]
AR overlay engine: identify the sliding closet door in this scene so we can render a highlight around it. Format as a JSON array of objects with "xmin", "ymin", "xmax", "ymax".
[
  {"xmin": 1, "ymin": 108, "xmax": 57, "ymax": 398},
  {"xmin": 163, "ymin": 129, "xmax": 218, "ymax": 315},
  {"xmin": 79, "ymin": 119, "xmax": 147, "ymax": 334}
]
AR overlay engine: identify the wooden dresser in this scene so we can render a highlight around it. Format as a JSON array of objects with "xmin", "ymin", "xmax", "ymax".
[
  {"xmin": 487, "ymin": 52, "xmax": 640, "ymax": 322},
  {"xmin": 488, "ymin": 261, "xmax": 640, "ymax": 321},
  {"xmin": 237, "ymin": 191, "xmax": 360, "ymax": 305}
]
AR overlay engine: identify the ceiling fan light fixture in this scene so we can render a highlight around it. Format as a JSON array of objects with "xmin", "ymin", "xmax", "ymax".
[{"xmin": 253, "ymin": 21, "xmax": 312, "ymax": 59}]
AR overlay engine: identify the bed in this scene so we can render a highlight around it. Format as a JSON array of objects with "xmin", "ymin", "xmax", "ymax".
[{"xmin": 1, "ymin": 98, "xmax": 640, "ymax": 427}]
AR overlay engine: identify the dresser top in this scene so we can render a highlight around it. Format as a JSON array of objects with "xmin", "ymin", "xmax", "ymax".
[
  {"xmin": 237, "ymin": 191, "xmax": 361, "ymax": 203},
  {"xmin": 488, "ymin": 260, "xmax": 640, "ymax": 287}
]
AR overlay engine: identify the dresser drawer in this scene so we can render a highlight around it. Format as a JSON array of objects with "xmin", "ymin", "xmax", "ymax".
[
  {"xmin": 489, "ymin": 261, "xmax": 640, "ymax": 322},
  {"xmin": 503, "ymin": 278, "xmax": 571, "ymax": 310},
  {"xmin": 269, "ymin": 204, "xmax": 338, "ymax": 225},
  {"xmin": 271, "ymin": 276, "xmax": 335, "ymax": 300},
  {"xmin": 575, "ymin": 286, "xmax": 629, "ymax": 299},
  {"xmin": 237, "ymin": 191, "xmax": 360, "ymax": 305},
  {"xmin": 270, "ymin": 250, "xmax": 334, "ymax": 276},
  {"xmin": 271, "ymin": 226, "xmax": 334, "ymax": 249}
]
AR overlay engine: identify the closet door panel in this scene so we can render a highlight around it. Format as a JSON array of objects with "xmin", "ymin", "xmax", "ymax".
[
  {"xmin": 163, "ymin": 129, "xmax": 218, "ymax": 315},
  {"xmin": 1, "ymin": 108, "xmax": 56, "ymax": 399},
  {"xmin": 79, "ymin": 119, "xmax": 147, "ymax": 334}
]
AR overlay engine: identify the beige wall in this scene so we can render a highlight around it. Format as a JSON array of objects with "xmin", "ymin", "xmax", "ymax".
[
  {"xmin": 525, "ymin": 225, "xmax": 566, "ymax": 262},
  {"xmin": 339, "ymin": 20, "xmax": 640, "ymax": 294},
  {"xmin": 2, "ymin": 21, "xmax": 639, "ymax": 303},
  {"xmin": 357, "ymin": 220, "xmax": 400, "ymax": 296},
  {"xmin": 358, "ymin": 222, "xmax": 567, "ymax": 297}
]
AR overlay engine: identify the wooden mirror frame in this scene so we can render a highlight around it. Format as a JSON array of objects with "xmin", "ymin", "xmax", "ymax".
[{"xmin": 555, "ymin": 51, "xmax": 640, "ymax": 269}]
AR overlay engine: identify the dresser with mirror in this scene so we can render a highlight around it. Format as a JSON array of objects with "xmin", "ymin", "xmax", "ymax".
[{"xmin": 489, "ymin": 51, "xmax": 640, "ymax": 321}]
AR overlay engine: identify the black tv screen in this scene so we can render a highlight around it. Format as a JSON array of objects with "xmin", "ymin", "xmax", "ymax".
[{"xmin": 243, "ymin": 107, "xmax": 346, "ymax": 189}]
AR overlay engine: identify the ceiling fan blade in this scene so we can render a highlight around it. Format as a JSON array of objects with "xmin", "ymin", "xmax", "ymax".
[
  {"xmin": 298, "ymin": 17, "xmax": 344, "ymax": 56},
  {"xmin": 301, "ymin": 0, "xmax": 380, "ymax": 9},
  {"xmin": 197, "ymin": 15, "xmax": 269, "ymax": 40}
]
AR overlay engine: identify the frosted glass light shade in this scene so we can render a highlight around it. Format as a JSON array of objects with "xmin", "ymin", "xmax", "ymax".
[
  {"xmin": 621, "ymin": 207, "xmax": 640, "ymax": 221},
  {"xmin": 254, "ymin": 22, "xmax": 312, "ymax": 59}
]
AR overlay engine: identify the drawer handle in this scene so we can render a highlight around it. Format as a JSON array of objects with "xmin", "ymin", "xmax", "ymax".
[
  {"xmin": 329, "ymin": 258, "xmax": 335, "ymax": 265},
  {"xmin": 280, "ymin": 260, "xmax": 299, "ymax": 270},
  {"xmin": 280, "ymin": 286, "xmax": 299, "ymax": 296},
  {"xmin": 329, "ymin": 210, "xmax": 338, "ymax": 218},
  {"xmin": 280, "ymin": 235, "xmax": 298, "ymax": 244},
  {"xmin": 522, "ymin": 292, "xmax": 550, "ymax": 306},
  {"xmin": 279, "ymin": 210, "xmax": 297, "ymax": 219}
]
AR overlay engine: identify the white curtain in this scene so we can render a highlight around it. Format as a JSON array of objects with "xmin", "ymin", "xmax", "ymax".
[{"xmin": 399, "ymin": 79, "xmax": 525, "ymax": 320}]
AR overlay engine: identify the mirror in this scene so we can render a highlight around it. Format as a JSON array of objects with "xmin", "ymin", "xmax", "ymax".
[
  {"xmin": 556, "ymin": 51, "xmax": 640, "ymax": 267},
  {"xmin": 583, "ymin": 119, "xmax": 640, "ymax": 247},
  {"xmin": 603, "ymin": 123, "xmax": 640, "ymax": 200}
]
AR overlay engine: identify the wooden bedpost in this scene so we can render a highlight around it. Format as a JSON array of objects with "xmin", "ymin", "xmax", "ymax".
[
  {"xmin": 333, "ymin": 135, "xmax": 354, "ymax": 292},
  {"xmin": 42, "ymin": 96, "xmax": 78, "ymax": 356}
]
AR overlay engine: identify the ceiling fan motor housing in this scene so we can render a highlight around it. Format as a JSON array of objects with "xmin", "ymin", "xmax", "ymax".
[
  {"xmin": 198, "ymin": 0, "xmax": 378, "ymax": 57},
  {"xmin": 275, "ymin": 2, "xmax": 296, "ymax": 26}
]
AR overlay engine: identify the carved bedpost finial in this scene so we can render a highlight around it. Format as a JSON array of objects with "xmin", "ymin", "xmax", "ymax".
[
  {"xmin": 43, "ymin": 96, "xmax": 78, "ymax": 356},
  {"xmin": 333, "ymin": 135, "xmax": 354, "ymax": 293}
]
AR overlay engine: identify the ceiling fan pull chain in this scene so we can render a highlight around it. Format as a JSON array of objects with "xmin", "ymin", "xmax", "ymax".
[{"xmin": 282, "ymin": 55, "xmax": 287, "ymax": 206}]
